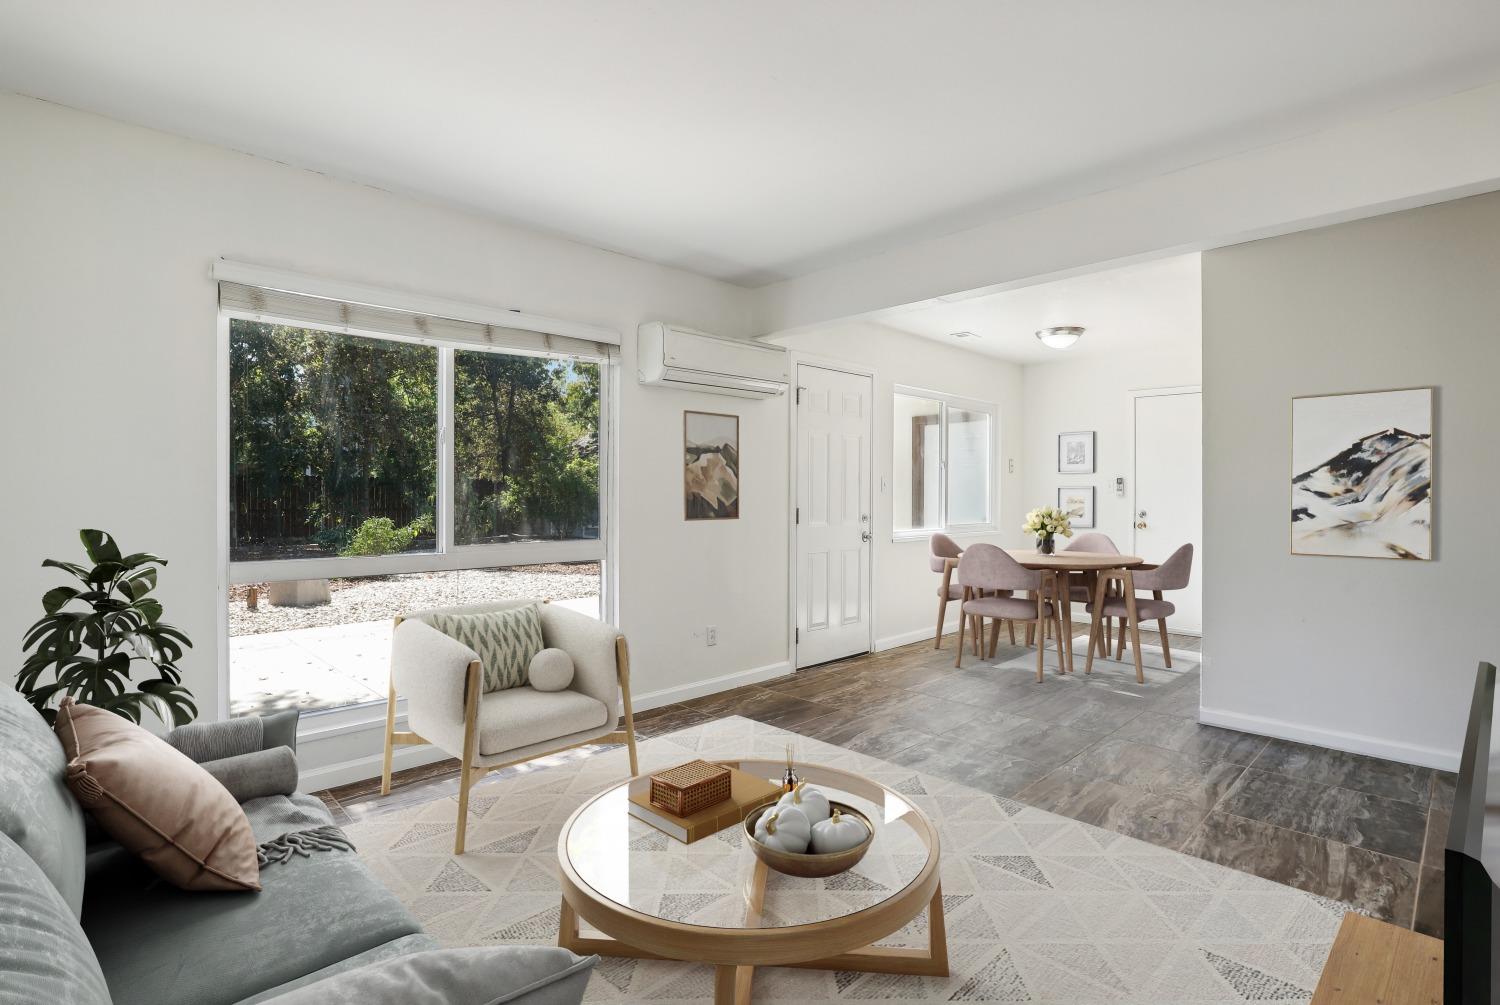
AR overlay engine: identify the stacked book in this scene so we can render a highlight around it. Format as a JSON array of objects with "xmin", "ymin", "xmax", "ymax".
[{"xmin": 627, "ymin": 763, "xmax": 781, "ymax": 843}]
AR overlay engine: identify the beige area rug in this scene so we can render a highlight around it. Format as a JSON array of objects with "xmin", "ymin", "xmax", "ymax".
[{"xmin": 346, "ymin": 716, "xmax": 1341, "ymax": 1002}]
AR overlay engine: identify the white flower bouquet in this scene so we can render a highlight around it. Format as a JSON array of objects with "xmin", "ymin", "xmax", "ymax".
[{"xmin": 1022, "ymin": 506, "xmax": 1073, "ymax": 553}]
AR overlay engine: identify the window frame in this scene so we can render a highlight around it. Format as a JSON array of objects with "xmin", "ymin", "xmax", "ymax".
[
  {"xmin": 891, "ymin": 385, "xmax": 997, "ymax": 542},
  {"xmin": 217, "ymin": 310, "xmax": 616, "ymax": 726}
]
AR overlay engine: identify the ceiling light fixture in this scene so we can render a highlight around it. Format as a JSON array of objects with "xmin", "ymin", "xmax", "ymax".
[
  {"xmin": 1035, "ymin": 325, "xmax": 1084, "ymax": 350},
  {"xmin": 949, "ymin": 330, "xmax": 979, "ymax": 340}
]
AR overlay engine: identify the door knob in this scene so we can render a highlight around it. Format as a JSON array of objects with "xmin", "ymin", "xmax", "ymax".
[
  {"xmin": 861, "ymin": 531, "xmax": 871, "ymax": 543},
  {"xmin": 1136, "ymin": 521, "xmax": 1147, "ymax": 530}
]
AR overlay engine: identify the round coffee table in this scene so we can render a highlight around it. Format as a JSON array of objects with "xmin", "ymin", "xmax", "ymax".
[{"xmin": 556, "ymin": 758, "xmax": 946, "ymax": 1003}]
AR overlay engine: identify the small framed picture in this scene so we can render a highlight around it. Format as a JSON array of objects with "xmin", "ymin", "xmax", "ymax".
[
  {"xmin": 1057, "ymin": 431, "xmax": 1095, "ymax": 474},
  {"xmin": 1058, "ymin": 486, "xmax": 1095, "ymax": 529},
  {"xmin": 684, "ymin": 410, "xmax": 740, "ymax": 520}
]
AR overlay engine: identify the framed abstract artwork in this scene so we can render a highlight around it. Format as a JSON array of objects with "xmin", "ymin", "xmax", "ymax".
[
  {"xmin": 1057, "ymin": 431, "xmax": 1095, "ymax": 474},
  {"xmin": 1058, "ymin": 486, "xmax": 1095, "ymax": 529},
  {"xmin": 684, "ymin": 411, "xmax": 740, "ymax": 520},
  {"xmin": 1290, "ymin": 387, "xmax": 1432, "ymax": 559}
]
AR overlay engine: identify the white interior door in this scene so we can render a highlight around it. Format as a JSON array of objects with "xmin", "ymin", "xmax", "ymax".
[
  {"xmin": 795, "ymin": 364, "xmax": 873, "ymax": 668},
  {"xmin": 1133, "ymin": 390, "xmax": 1203, "ymax": 634}
]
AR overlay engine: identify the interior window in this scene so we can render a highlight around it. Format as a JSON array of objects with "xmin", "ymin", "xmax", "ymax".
[{"xmin": 892, "ymin": 389, "xmax": 994, "ymax": 536}]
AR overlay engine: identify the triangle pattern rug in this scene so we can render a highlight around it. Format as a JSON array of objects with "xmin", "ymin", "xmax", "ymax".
[{"xmin": 347, "ymin": 715, "xmax": 1338, "ymax": 1002}]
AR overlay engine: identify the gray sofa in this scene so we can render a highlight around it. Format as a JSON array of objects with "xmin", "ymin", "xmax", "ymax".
[{"xmin": 0, "ymin": 684, "xmax": 596, "ymax": 1005}]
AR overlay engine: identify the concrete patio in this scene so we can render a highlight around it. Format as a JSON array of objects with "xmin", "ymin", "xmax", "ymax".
[{"xmin": 230, "ymin": 595, "xmax": 600, "ymax": 716}]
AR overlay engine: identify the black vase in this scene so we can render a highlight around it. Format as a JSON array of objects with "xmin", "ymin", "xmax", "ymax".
[{"xmin": 1037, "ymin": 535, "xmax": 1055, "ymax": 555}]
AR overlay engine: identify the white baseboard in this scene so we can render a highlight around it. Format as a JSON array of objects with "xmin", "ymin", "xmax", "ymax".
[
  {"xmin": 632, "ymin": 660, "xmax": 792, "ymax": 712},
  {"xmin": 1197, "ymin": 705, "xmax": 1458, "ymax": 772},
  {"xmin": 298, "ymin": 742, "xmax": 450, "ymax": 792},
  {"xmin": 874, "ymin": 624, "xmax": 943, "ymax": 652}
]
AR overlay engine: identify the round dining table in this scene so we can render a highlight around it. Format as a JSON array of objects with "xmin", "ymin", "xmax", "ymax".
[{"xmin": 943, "ymin": 549, "xmax": 1146, "ymax": 678}]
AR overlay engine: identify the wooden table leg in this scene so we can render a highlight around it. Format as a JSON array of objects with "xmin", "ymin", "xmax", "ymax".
[
  {"xmin": 707, "ymin": 962, "xmax": 754, "ymax": 1005},
  {"xmin": 1057, "ymin": 572, "xmax": 1074, "ymax": 674}
]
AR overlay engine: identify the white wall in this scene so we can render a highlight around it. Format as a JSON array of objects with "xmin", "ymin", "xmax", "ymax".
[
  {"xmin": 773, "ymin": 322, "xmax": 1026, "ymax": 650},
  {"xmin": 1202, "ymin": 192, "xmax": 1500, "ymax": 770},
  {"xmin": 1021, "ymin": 289, "xmax": 1202, "ymax": 565},
  {"xmin": 0, "ymin": 94, "xmax": 780, "ymax": 779}
]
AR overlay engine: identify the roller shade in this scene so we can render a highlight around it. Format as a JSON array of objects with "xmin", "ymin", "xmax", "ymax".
[{"xmin": 218, "ymin": 278, "xmax": 616, "ymax": 362}]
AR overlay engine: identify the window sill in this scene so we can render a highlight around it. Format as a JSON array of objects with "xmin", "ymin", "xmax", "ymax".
[{"xmin": 891, "ymin": 525, "xmax": 998, "ymax": 544}]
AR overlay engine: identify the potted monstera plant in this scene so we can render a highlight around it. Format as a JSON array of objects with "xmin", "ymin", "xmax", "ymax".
[{"xmin": 18, "ymin": 529, "xmax": 196, "ymax": 726}]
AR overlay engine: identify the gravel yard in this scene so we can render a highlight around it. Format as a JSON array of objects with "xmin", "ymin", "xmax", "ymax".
[{"xmin": 229, "ymin": 564, "xmax": 600, "ymax": 636}]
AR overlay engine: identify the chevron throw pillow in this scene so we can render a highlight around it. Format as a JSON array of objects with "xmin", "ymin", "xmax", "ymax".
[{"xmin": 429, "ymin": 605, "xmax": 546, "ymax": 692}]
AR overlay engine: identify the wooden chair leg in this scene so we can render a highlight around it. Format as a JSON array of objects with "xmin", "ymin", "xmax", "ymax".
[
  {"xmin": 1123, "ymin": 572, "xmax": 1145, "ymax": 684},
  {"xmin": 987, "ymin": 618, "xmax": 999, "ymax": 659},
  {"xmin": 953, "ymin": 610, "xmax": 966, "ymax": 668},
  {"xmin": 616, "ymin": 636, "xmax": 639, "ymax": 776},
  {"xmin": 380, "ymin": 676, "xmax": 397, "ymax": 797},
  {"xmin": 1085, "ymin": 571, "xmax": 1114, "ymax": 676},
  {"xmin": 1116, "ymin": 616, "xmax": 1127, "ymax": 660},
  {"xmin": 1007, "ymin": 620, "xmax": 1016, "ymax": 645},
  {"xmin": 1151, "ymin": 590, "xmax": 1172, "ymax": 669},
  {"xmin": 455, "ymin": 659, "xmax": 482, "ymax": 855},
  {"xmin": 934, "ymin": 559, "xmax": 955, "ymax": 650}
]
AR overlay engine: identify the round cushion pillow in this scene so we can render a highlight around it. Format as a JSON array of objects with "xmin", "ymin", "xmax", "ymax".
[{"xmin": 528, "ymin": 648, "xmax": 575, "ymax": 692}]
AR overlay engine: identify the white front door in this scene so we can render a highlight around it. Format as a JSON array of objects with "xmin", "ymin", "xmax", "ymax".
[
  {"xmin": 795, "ymin": 364, "xmax": 873, "ymax": 668},
  {"xmin": 1133, "ymin": 389, "xmax": 1203, "ymax": 633}
]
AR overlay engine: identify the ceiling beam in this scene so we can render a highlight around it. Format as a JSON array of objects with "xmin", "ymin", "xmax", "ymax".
[{"xmin": 752, "ymin": 81, "xmax": 1500, "ymax": 337}]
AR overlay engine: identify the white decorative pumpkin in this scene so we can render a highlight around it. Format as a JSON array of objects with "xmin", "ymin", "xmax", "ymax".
[
  {"xmin": 775, "ymin": 781, "xmax": 831, "ymax": 825},
  {"xmin": 810, "ymin": 808, "xmax": 869, "ymax": 855},
  {"xmin": 753, "ymin": 805, "xmax": 811, "ymax": 853}
]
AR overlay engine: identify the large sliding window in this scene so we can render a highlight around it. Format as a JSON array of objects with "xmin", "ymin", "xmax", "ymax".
[
  {"xmin": 221, "ymin": 275, "xmax": 613, "ymax": 718},
  {"xmin": 892, "ymin": 387, "xmax": 994, "ymax": 537}
]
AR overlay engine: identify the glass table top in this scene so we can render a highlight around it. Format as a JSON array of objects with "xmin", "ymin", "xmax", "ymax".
[{"xmin": 563, "ymin": 761, "xmax": 935, "ymax": 930}]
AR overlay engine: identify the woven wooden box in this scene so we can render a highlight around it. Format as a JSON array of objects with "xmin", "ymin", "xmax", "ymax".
[{"xmin": 649, "ymin": 759, "xmax": 731, "ymax": 817}]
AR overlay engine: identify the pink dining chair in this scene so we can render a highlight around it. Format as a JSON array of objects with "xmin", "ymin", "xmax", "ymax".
[
  {"xmin": 954, "ymin": 544, "xmax": 1063, "ymax": 681},
  {"xmin": 929, "ymin": 533, "xmax": 965, "ymax": 649},
  {"xmin": 1086, "ymin": 543, "xmax": 1193, "ymax": 683},
  {"xmin": 1064, "ymin": 532, "xmax": 1120, "ymax": 656}
]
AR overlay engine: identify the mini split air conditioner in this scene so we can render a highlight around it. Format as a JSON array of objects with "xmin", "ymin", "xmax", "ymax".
[{"xmin": 637, "ymin": 322, "xmax": 789, "ymax": 398}]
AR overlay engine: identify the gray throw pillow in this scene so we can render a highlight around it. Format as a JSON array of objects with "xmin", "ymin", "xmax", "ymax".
[
  {"xmin": 0, "ymin": 829, "xmax": 110, "ymax": 1005},
  {"xmin": 430, "ymin": 605, "xmax": 545, "ymax": 693}
]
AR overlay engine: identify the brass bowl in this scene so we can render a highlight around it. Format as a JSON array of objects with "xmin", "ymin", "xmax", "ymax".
[{"xmin": 743, "ymin": 801, "xmax": 874, "ymax": 878}]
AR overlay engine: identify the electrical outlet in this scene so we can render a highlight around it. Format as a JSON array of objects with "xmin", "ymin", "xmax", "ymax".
[
  {"xmin": 1008, "ymin": 458, "xmax": 1015, "ymax": 474},
  {"xmin": 706, "ymin": 626, "xmax": 718, "ymax": 647}
]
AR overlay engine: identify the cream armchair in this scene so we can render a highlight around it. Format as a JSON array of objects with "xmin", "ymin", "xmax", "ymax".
[{"xmin": 380, "ymin": 600, "xmax": 638, "ymax": 854}]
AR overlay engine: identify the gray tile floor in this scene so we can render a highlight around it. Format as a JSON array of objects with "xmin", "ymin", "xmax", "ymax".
[{"xmin": 322, "ymin": 627, "xmax": 1452, "ymax": 937}]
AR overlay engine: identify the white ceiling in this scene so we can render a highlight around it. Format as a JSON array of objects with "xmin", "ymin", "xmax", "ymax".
[
  {"xmin": 874, "ymin": 254, "xmax": 1201, "ymax": 365},
  {"xmin": 3, "ymin": 3, "xmax": 1499, "ymax": 287}
]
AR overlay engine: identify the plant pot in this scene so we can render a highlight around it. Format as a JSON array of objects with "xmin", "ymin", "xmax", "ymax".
[{"xmin": 1037, "ymin": 535, "xmax": 1056, "ymax": 555}]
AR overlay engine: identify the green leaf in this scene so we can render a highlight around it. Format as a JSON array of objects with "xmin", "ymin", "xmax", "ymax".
[
  {"xmin": 118, "ymin": 552, "xmax": 166, "ymax": 569},
  {"xmin": 86, "ymin": 561, "xmax": 128, "ymax": 585},
  {"xmin": 80, "ymin": 529, "xmax": 122, "ymax": 564},
  {"xmin": 139, "ymin": 679, "xmax": 197, "ymax": 726},
  {"xmin": 41, "ymin": 559, "xmax": 91, "ymax": 581},
  {"xmin": 119, "ymin": 568, "xmax": 157, "ymax": 600},
  {"xmin": 41, "ymin": 587, "xmax": 82, "ymax": 614},
  {"xmin": 132, "ymin": 598, "xmax": 163, "ymax": 625}
]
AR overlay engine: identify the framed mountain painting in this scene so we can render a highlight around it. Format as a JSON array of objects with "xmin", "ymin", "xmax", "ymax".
[
  {"xmin": 684, "ymin": 411, "xmax": 739, "ymax": 520},
  {"xmin": 1290, "ymin": 387, "xmax": 1432, "ymax": 559}
]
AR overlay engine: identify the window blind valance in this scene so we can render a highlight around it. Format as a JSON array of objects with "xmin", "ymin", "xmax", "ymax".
[{"xmin": 216, "ymin": 270, "xmax": 617, "ymax": 362}]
